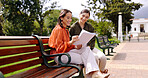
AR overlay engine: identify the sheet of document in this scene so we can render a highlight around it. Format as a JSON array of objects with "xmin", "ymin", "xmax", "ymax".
[{"xmin": 73, "ymin": 29, "xmax": 96, "ymax": 47}]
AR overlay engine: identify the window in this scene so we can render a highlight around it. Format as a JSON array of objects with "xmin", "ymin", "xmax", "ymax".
[
  {"xmin": 140, "ymin": 24, "xmax": 144, "ymax": 32},
  {"xmin": 134, "ymin": 28, "xmax": 136, "ymax": 31}
]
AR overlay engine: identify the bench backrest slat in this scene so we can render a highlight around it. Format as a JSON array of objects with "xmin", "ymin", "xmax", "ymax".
[
  {"xmin": 97, "ymin": 37, "xmax": 105, "ymax": 45},
  {"xmin": 103, "ymin": 36, "xmax": 108, "ymax": 42},
  {"xmin": 0, "ymin": 52, "xmax": 41, "ymax": 66},
  {"xmin": 3, "ymin": 57, "xmax": 52, "ymax": 76},
  {"xmin": 0, "ymin": 40, "xmax": 37, "ymax": 47},
  {"xmin": 0, "ymin": 46, "xmax": 40, "ymax": 56},
  {"xmin": 1, "ymin": 58, "xmax": 43, "ymax": 74},
  {"xmin": 0, "ymin": 45, "xmax": 49, "ymax": 56},
  {"xmin": 0, "ymin": 39, "xmax": 48, "ymax": 47}
]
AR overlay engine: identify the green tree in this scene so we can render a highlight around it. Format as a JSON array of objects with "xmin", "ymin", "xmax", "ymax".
[
  {"xmin": 83, "ymin": 0, "xmax": 142, "ymax": 37},
  {"xmin": 44, "ymin": 9, "xmax": 60, "ymax": 34},
  {"xmin": 87, "ymin": 19, "xmax": 114, "ymax": 38},
  {"xmin": 0, "ymin": 17, "xmax": 3, "ymax": 35},
  {"xmin": 71, "ymin": 17, "xmax": 78, "ymax": 25},
  {"xmin": 1, "ymin": 0, "xmax": 58, "ymax": 36},
  {"xmin": 101, "ymin": 0, "xmax": 142, "ymax": 35},
  {"xmin": 0, "ymin": 1, "xmax": 4, "ymax": 35}
]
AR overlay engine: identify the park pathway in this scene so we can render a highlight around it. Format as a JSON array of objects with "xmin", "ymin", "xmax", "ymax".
[{"xmin": 106, "ymin": 38, "xmax": 148, "ymax": 78}]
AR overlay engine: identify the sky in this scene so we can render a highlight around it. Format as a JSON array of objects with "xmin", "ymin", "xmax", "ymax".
[
  {"xmin": 132, "ymin": 0, "xmax": 148, "ymax": 19},
  {"xmin": 53, "ymin": 0, "xmax": 88, "ymax": 18},
  {"xmin": 48, "ymin": 0, "xmax": 148, "ymax": 19}
]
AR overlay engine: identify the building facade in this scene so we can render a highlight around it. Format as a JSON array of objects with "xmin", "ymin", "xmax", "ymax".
[{"xmin": 130, "ymin": 18, "xmax": 148, "ymax": 37}]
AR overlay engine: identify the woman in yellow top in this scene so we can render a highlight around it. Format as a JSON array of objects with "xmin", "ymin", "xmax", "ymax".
[{"xmin": 48, "ymin": 9, "xmax": 109, "ymax": 78}]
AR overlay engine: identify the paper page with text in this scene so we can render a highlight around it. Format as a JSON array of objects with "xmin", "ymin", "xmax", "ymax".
[{"xmin": 73, "ymin": 30, "xmax": 96, "ymax": 47}]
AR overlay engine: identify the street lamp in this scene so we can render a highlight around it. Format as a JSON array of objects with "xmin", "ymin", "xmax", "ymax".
[{"xmin": 118, "ymin": 12, "xmax": 123, "ymax": 42}]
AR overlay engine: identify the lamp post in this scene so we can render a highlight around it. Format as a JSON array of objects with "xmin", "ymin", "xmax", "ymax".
[
  {"xmin": 125, "ymin": 26, "xmax": 128, "ymax": 40},
  {"xmin": 118, "ymin": 12, "xmax": 123, "ymax": 42}
]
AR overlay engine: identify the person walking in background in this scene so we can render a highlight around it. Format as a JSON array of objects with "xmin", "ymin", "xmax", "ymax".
[
  {"xmin": 69, "ymin": 9, "xmax": 109, "ymax": 77},
  {"xmin": 48, "ymin": 9, "xmax": 109, "ymax": 78}
]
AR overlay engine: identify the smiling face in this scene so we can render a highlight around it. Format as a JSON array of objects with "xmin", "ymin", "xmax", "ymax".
[
  {"xmin": 61, "ymin": 12, "xmax": 72, "ymax": 27},
  {"xmin": 79, "ymin": 13, "xmax": 90, "ymax": 24}
]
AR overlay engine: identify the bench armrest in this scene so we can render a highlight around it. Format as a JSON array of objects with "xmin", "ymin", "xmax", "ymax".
[
  {"xmin": 0, "ymin": 71, "xmax": 5, "ymax": 78},
  {"xmin": 33, "ymin": 35, "xmax": 81, "ymax": 71},
  {"xmin": 44, "ymin": 53, "xmax": 71, "ymax": 66}
]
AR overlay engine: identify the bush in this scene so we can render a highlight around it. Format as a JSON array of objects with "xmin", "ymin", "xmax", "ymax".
[{"xmin": 108, "ymin": 37, "xmax": 120, "ymax": 44}]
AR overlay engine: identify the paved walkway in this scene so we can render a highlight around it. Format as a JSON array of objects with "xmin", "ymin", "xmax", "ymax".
[{"xmin": 106, "ymin": 38, "xmax": 148, "ymax": 78}]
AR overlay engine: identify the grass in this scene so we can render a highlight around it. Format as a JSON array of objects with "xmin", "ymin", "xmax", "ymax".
[{"xmin": 95, "ymin": 40, "xmax": 103, "ymax": 51}]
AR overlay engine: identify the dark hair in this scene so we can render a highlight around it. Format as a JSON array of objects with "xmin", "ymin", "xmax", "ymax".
[
  {"xmin": 57, "ymin": 9, "xmax": 72, "ymax": 28},
  {"xmin": 80, "ymin": 9, "xmax": 90, "ymax": 16}
]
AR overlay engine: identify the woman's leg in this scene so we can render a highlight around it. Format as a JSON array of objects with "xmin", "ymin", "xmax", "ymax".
[
  {"xmin": 54, "ymin": 49, "xmax": 83, "ymax": 64},
  {"xmin": 81, "ymin": 47, "xmax": 100, "ymax": 74},
  {"xmin": 81, "ymin": 47, "xmax": 109, "ymax": 78},
  {"xmin": 54, "ymin": 47, "xmax": 109, "ymax": 78},
  {"xmin": 92, "ymin": 48, "xmax": 107, "ymax": 72}
]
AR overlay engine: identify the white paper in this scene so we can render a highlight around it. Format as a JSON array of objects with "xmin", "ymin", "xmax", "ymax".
[{"xmin": 73, "ymin": 30, "xmax": 96, "ymax": 47}]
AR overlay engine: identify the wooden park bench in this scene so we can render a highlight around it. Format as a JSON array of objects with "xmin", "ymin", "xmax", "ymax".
[{"xmin": 0, "ymin": 35, "xmax": 84, "ymax": 78}]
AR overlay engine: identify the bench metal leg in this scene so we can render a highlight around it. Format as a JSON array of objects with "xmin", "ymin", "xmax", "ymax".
[
  {"xmin": 72, "ymin": 68, "xmax": 84, "ymax": 78},
  {"xmin": 110, "ymin": 48, "xmax": 116, "ymax": 53},
  {"xmin": 106, "ymin": 49, "xmax": 113, "ymax": 56},
  {"xmin": 102, "ymin": 49, "xmax": 110, "ymax": 60},
  {"xmin": 103, "ymin": 49, "xmax": 105, "ymax": 54}
]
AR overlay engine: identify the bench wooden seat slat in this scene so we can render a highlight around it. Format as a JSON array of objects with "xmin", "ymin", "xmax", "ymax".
[
  {"xmin": 13, "ymin": 65, "xmax": 80, "ymax": 78},
  {"xmin": 53, "ymin": 65, "xmax": 83, "ymax": 78},
  {"xmin": 35, "ymin": 67, "xmax": 78, "ymax": 78},
  {"xmin": 27, "ymin": 64, "xmax": 72, "ymax": 78},
  {"xmin": 23, "ymin": 66, "xmax": 59, "ymax": 78},
  {"xmin": 6, "ymin": 65, "xmax": 52, "ymax": 78},
  {"xmin": 37, "ymin": 67, "xmax": 72, "ymax": 78},
  {"xmin": 23, "ymin": 68, "xmax": 52, "ymax": 78},
  {"xmin": 57, "ymin": 67, "xmax": 80, "ymax": 78}
]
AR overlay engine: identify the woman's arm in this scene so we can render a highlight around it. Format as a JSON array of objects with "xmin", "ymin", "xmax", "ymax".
[{"xmin": 49, "ymin": 28, "xmax": 75, "ymax": 53}]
